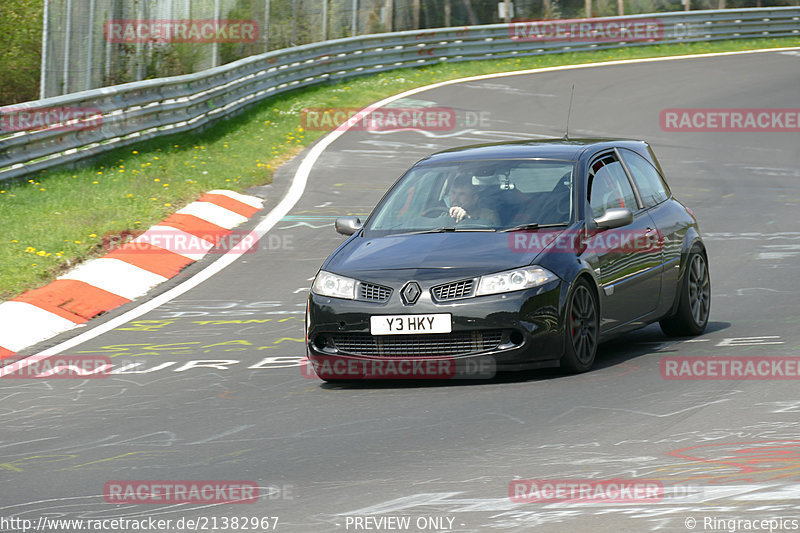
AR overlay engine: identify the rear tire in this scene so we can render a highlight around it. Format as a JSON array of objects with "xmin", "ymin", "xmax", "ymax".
[
  {"xmin": 561, "ymin": 279, "xmax": 599, "ymax": 373},
  {"xmin": 660, "ymin": 248, "xmax": 710, "ymax": 337}
]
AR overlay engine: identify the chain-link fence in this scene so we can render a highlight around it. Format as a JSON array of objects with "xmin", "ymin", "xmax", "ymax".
[{"xmin": 32, "ymin": 0, "xmax": 800, "ymax": 98}]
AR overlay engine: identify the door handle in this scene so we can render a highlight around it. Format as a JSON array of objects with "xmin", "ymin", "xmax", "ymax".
[{"xmin": 644, "ymin": 228, "xmax": 660, "ymax": 247}]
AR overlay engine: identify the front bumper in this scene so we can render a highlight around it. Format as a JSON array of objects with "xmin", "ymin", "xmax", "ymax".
[{"xmin": 306, "ymin": 278, "xmax": 565, "ymax": 377}]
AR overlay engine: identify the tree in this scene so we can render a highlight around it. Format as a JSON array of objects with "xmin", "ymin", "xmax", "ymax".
[{"xmin": 0, "ymin": 0, "xmax": 43, "ymax": 105}]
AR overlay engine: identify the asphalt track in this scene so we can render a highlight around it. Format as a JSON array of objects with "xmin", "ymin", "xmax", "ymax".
[{"xmin": 2, "ymin": 49, "xmax": 800, "ymax": 533}]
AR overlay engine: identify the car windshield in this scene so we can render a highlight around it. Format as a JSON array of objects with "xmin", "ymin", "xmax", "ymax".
[{"xmin": 365, "ymin": 159, "xmax": 575, "ymax": 236}]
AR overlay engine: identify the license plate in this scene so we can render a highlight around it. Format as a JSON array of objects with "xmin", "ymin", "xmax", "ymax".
[{"xmin": 370, "ymin": 314, "xmax": 452, "ymax": 335}]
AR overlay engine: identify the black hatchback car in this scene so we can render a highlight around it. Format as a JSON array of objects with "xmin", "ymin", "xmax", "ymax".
[{"xmin": 305, "ymin": 139, "xmax": 710, "ymax": 379}]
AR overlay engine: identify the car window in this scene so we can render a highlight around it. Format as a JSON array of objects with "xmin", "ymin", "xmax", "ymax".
[
  {"xmin": 619, "ymin": 149, "xmax": 670, "ymax": 208},
  {"xmin": 508, "ymin": 162, "xmax": 572, "ymax": 194},
  {"xmin": 365, "ymin": 159, "xmax": 575, "ymax": 234},
  {"xmin": 588, "ymin": 154, "xmax": 637, "ymax": 219}
]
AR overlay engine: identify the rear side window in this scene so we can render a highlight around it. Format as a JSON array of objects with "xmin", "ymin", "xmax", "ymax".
[{"xmin": 619, "ymin": 149, "xmax": 669, "ymax": 208}]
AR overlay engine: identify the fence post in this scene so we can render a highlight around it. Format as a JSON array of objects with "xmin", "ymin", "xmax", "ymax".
[
  {"xmin": 39, "ymin": 0, "xmax": 50, "ymax": 99},
  {"xmin": 63, "ymin": 0, "xmax": 73, "ymax": 93},
  {"xmin": 87, "ymin": 0, "xmax": 96, "ymax": 91},
  {"xmin": 265, "ymin": 0, "xmax": 270, "ymax": 52}
]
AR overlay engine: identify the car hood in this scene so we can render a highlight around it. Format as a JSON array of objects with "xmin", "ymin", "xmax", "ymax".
[{"xmin": 325, "ymin": 230, "xmax": 564, "ymax": 280}]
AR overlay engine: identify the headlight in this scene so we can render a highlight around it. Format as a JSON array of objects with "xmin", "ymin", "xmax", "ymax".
[
  {"xmin": 475, "ymin": 266, "xmax": 558, "ymax": 296},
  {"xmin": 312, "ymin": 271, "xmax": 356, "ymax": 299}
]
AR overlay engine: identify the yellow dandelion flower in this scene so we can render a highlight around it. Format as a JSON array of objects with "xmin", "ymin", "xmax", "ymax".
[
  {"xmin": 132, "ymin": 150, "xmax": 138, "ymax": 154},
  {"xmin": 89, "ymin": 233, "xmax": 97, "ymax": 238},
  {"xmin": 164, "ymin": 203, "xmax": 172, "ymax": 207},
  {"xmin": 154, "ymin": 178, "xmax": 160, "ymax": 182},
  {"xmin": 74, "ymin": 240, "xmax": 82, "ymax": 244},
  {"xmin": 39, "ymin": 188, "xmax": 46, "ymax": 191},
  {"xmin": 92, "ymin": 181, "xmax": 99, "ymax": 184}
]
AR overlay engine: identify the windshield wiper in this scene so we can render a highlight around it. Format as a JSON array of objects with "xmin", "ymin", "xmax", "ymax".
[
  {"xmin": 391, "ymin": 226, "xmax": 496, "ymax": 236},
  {"xmin": 500, "ymin": 223, "xmax": 568, "ymax": 232}
]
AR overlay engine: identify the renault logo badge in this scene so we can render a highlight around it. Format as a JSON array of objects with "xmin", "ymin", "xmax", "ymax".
[{"xmin": 400, "ymin": 281, "xmax": 421, "ymax": 305}]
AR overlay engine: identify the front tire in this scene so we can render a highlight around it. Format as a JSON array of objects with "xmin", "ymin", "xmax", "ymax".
[
  {"xmin": 561, "ymin": 279, "xmax": 599, "ymax": 373},
  {"xmin": 660, "ymin": 248, "xmax": 710, "ymax": 337}
]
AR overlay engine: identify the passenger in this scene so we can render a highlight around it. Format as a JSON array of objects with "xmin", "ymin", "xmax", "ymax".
[{"xmin": 446, "ymin": 175, "xmax": 500, "ymax": 225}]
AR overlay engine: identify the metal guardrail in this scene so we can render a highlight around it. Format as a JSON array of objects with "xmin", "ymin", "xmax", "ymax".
[{"xmin": 1, "ymin": 7, "xmax": 799, "ymax": 182}]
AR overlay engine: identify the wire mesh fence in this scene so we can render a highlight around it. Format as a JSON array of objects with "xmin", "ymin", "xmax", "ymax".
[{"xmin": 29, "ymin": 0, "xmax": 800, "ymax": 99}]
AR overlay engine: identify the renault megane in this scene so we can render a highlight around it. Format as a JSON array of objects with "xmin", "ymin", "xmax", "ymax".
[{"xmin": 305, "ymin": 139, "xmax": 710, "ymax": 380}]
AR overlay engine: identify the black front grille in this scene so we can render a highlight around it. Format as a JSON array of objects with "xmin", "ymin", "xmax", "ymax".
[
  {"xmin": 358, "ymin": 282, "xmax": 392, "ymax": 302},
  {"xmin": 330, "ymin": 330, "xmax": 503, "ymax": 357},
  {"xmin": 431, "ymin": 279, "xmax": 475, "ymax": 301}
]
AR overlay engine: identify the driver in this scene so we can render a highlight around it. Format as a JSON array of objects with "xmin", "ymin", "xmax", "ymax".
[{"xmin": 446, "ymin": 175, "xmax": 499, "ymax": 225}]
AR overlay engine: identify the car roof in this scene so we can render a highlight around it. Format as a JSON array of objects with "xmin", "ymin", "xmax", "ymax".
[{"xmin": 417, "ymin": 138, "xmax": 650, "ymax": 164}]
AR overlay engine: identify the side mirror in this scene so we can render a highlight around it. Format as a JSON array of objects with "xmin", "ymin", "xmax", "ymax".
[
  {"xmin": 335, "ymin": 216, "xmax": 363, "ymax": 236},
  {"xmin": 594, "ymin": 208, "xmax": 633, "ymax": 229}
]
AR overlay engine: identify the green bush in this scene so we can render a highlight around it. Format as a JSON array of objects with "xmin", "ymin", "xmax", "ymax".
[{"xmin": 0, "ymin": 0, "xmax": 43, "ymax": 106}]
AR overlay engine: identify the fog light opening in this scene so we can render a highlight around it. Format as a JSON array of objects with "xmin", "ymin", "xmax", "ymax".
[
  {"xmin": 313, "ymin": 335, "xmax": 328, "ymax": 351},
  {"xmin": 510, "ymin": 331, "xmax": 524, "ymax": 346}
]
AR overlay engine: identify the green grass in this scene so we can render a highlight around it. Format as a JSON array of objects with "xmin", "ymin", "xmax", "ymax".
[{"xmin": 1, "ymin": 36, "xmax": 798, "ymax": 301}]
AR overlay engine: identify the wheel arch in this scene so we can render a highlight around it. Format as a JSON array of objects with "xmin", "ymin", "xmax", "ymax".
[{"xmin": 667, "ymin": 228, "xmax": 708, "ymax": 318}]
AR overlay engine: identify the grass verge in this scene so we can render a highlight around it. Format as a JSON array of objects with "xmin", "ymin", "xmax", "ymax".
[{"xmin": 1, "ymin": 36, "xmax": 798, "ymax": 301}]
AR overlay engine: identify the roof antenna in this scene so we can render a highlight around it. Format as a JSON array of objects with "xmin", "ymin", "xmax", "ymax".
[{"xmin": 563, "ymin": 84, "xmax": 575, "ymax": 140}]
